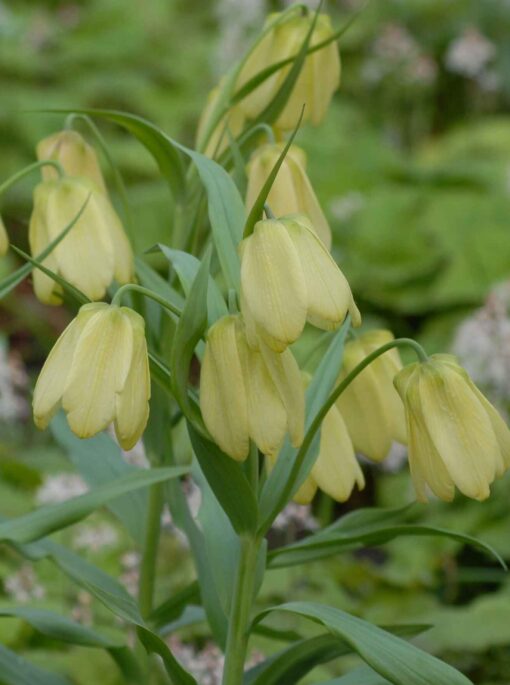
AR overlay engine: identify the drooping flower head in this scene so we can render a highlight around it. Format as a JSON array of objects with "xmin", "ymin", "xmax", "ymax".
[
  {"xmin": 29, "ymin": 177, "xmax": 133, "ymax": 304},
  {"xmin": 337, "ymin": 330, "xmax": 407, "ymax": 462},
  {"xmin": 394, "ymin": 353, "xmax": 510, "ymax": 502},
  {"xmin": 246, "ymin": 143, "xmax": 332, "ymax": 248},
  {"xmin": 240, "ymin": 214, "xmax": 360, "ymax": 352},
  {"xmin": 199, "ymin": 313, "xmax": 304, "ymax": 461},
  {"xmin": 33, "ymin": 303, "xmax": 150, "ymax": 450},
  {"xmin": 237, "ymin": 11, "xmax": 341, "ymax": 131},
  {"xmin": 37, "ymin": 130, "xmax": 107, "ymax": 193},
  {"xmin": 196, "ymin": 82, "xmax": 246, "ymax": 159}
]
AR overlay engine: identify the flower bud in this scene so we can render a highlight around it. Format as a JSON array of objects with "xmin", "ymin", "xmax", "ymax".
[
  {"xmin": 33, "ymin": 303, "xmax": 150, "ymax": 450},
  {"xmin": 246, "ymin": 143, "xmax": 331, "ymax": 248},
  {"xmin": 0, "ymin": 214, "xmax": 8, "ymax": 256},
  {"xmin": 29, "ymin": 177, "xmax": 134, "ymax": 304},
  {"xmin": 196, "ymin": 84, "xmax": 246, "ymax": 158},
  {"xmin": 237, "ymin": 12, "xmax": 340, "ymax": 131},
  {"xmin": 394, "ymin": 354, "xmax": 510, "ymax": 502},
  {"xmin": 37, "ymin": 130, "xmax": 107, "ymax": 193},
  {"xmin": 199, "ymin": 314, "xmax": 304, "ymax": 461},
  {"xmin": 336, "ymin": 330, "xmax": 407, "ymax": 462},
  {"xmin": 240, "ymin": 214, "xmax": 360, "ymax": 352}
]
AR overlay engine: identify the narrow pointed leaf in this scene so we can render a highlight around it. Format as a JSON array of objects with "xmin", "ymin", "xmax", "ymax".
[{"xmin": 0, "ymin": 644, "xmax": 71, "ymax": 685}]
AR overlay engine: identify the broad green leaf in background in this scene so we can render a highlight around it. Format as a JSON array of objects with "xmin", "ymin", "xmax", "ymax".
[
  {"xmin": 0, "ymin": 466, "xmax": 188, "ymax": 545},
  {"xmin": 319, "ymin": 666, "xmax": 392, "ymax": 685},
  {"xmin": 254, "ymin": 602, "xmax": 473, "ymax": 685},
  {"xmin": 170, "ymin": 248, "xmax": 210, "ymax": 422},
  {"xmin": 258, "ymin": 318, "xmax": 351, "ymax": 533},
  {"xmin": 0, "ymin": 607, "xmax": 122, "ymax": 648},
  {"xmin": 51, "ymin": 413, "xmax": 148, "ymax": 546},
  {"xmin": 188, "ymin": 423, "xmax": 258, "ymax": 535},
  {"xmin": 0, "ymin": 644, "xmax": 72, "ymax": 685}
]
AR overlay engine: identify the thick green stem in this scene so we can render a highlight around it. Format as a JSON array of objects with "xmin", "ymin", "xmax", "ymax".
[
  {"xmin": 138, "ymin": 483, "xmax": 164, "ymax": 618},
  {"xmin": 112, "ymin": 283, "xmax": 182, "ymax": 317},
  {"xmin": 222, "ymin": 535, "xmax": 259, "ymax": 685},
  {"xmin": 0, "ymin": 160, "xmax": 65, "ymax": 196}
]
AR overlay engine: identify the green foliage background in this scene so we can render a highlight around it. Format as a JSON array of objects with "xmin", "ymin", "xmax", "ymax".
[{"xmin": 1, "ymin": 0, "xmax": 510, "ymax": 683}]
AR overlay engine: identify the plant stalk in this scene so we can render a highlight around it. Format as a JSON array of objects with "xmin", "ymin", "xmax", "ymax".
[
  {"xmin": 138, "ymin": 482, "xmax": 164, "ymax": 618},
  {"xmin": 222, "ymin": 534, "xmax": 259, "ymax": 685}
]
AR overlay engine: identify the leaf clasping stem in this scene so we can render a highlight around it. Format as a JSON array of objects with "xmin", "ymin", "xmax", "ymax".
[{"xmin": 111, "ymin": 283, "xmax": 182, "ymax": 318}]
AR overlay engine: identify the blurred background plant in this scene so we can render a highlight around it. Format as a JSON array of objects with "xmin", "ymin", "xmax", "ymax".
[{"xmin": 1, "ymin": 0, "xmax": 510, "ymax": 683}]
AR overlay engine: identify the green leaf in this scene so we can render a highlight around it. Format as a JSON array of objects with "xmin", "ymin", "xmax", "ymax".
[
  {"xmin": 0, "ymin": 194, "xmax": 90, "ymax": 300},
  {"xmin": 154, "ymin": 244, "xmax": 228, "ymax": 324},
  {"xmin": 254, "ymin": 602, "xmax": 473, "ymax": 685},
  {"xmin": 188, "ymin": 423, "xmax": 258, "ymax": 534},
  {"xmin": 10, "ymin": 244, "xmax": 89, "ymax": 305},
  {"xmin": 0, "ymin": 644, "xmax": 71, "ymax": 685},
  {"xmin": 149, "ymin": 580, "xmax": 201, "ymax": 631},
  {"xmin": 244, "ymin": 625, "xmax": 428, "ymax": 685},
  {"xmin": 170, "ymin": 248, "xmax": 210, "ymax": 421},
  {"xmin": 258, "ymin": 318, "xmax": 350, "ymax": 533},
  {"xmin": 137, "ymin": 626, "xmax": 198, "ymax": 685},
  {"xmin": 318, "ymin": 666, "xmax": 392, "ymax": 685},
  {"xmin": 268, "ymin": 509, "xmax": 506, "ymax": 570},
  {"xmin": 50, "ymin": 413, "xmax": 148, "ymax": 545},
  {"xmin": 0, "ymin": 606, "xmax": 122, "ymax": 648},
  {"xmin": 0, "ymin": 466, "xmax": 188, "ymax": 544}
]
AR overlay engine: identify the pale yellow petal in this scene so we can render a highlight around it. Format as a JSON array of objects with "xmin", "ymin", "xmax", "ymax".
[
  {"xmin": 63, "ymin": 306, "xmax": 133, "ymax": 439},
  {"xmin": 199, "ymin": 315, "xmax": 249, "ymax": 461},
  {"xmin": 98, "ymin": 194, "xmax": 134, "ymax": 284},
  {"xmin": 0, "ymin": 214, "xmax": 8, "ymax": 256},
  {"xmin": 293, "ymin": 475, "xmax": 318, "ymax": 505},
  {"xmin": 28, "ymin": 183, "xmax": 63, "ymax": 305},
  {"xmin": 259, "ymin": 342, "xmax": 305, "ymax": 448},
  {"xmin": 312, "ymin": 405, "xmax": 364, "ymax": 502},
  {"xmin": 114, "ymin": 309, "xmax": 150, "ymax": 450},
  {"xmin": 240, "ymin": 220, "xmax": 307, "ymax": 349},
  {"xmin": 284, "ymin": 215, "xmax": 355, "ymax": 331},
  {"xmin": 237, "ymin": 330, "xmax": 287, "ymax": 456},
  {"xmin": 418, "ymin": 365, "xmax": 498, "ymax": 501},
  {"xmin": 46, "ymin": 179, "xmax": 115, "ymax": 301},
  {"xmin": 33, "ymin": 303, "xmax": 107, "ymax": 429}
]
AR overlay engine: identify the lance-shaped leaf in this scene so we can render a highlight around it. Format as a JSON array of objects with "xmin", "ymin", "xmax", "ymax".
[
  {"xmin": 318, "ymin": 666, "xmax": 393, "ymax": 685},
  {"xmin": 0, "ymin": 644, "xmax": 72, "ymax": 685},
  {"xmin": 170, "ymin": 249, "xmax": 210, "ymax": 422},
  {"xmin": 253, "ymin": 602, "xmax": 473, "ymax": 685},
  {"xmin": 0, "ymin": 466, "xmax": 188, "ymax": 545},
  {"xmin": 138, "ymin": 626, "xmax": 198, "ymax": 685}
]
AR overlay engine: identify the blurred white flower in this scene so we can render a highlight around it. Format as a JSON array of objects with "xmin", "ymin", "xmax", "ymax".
[
  {"xmin": 120, "ymin": 551, "xmax": 140, "ymax": 597},
  {"xmin": 36, "ymin": 473, "xmax": 88, "ymax": 505},
  {"xmin": 0, "ymin": 339, "xmax": 28, "ymax": 423},
  {"xmin": 273, "ymin": 501, "xmax": 319, "ymax": 532},
  {"xmin": 214, "ymin": 0, "xmax": 265, "ymax": 73},
  {"xmin": 4, "ymin": 564, "xmax": 45, "ymax": 603},
  {"xmin": 73, "ymin": 523, "xmax": 118, "ymax": 552},
  {"xmin": 329, "ymin": 191, "xmax": 365, "ymax": 222},
  {"xmin": 453, "ymin": 283, "xmax": 510, "ymax": 406},
  {"xmin": 445, "ymin": 28, "xmax": 496, "ymax": 78}
]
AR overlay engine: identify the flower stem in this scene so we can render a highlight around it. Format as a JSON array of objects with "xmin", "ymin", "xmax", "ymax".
[
  {"xmin": 138, "ymin": 483, "xmax": 164, "ymax": 619},
  {"xmin": 222, "ymin": 534, "xmax": 259, "ymax": 685},
  {"xmin": 111, "ymin": 283, "xmax": 182, "ymax": 318},
  {"xmin": 0, "ymin": 160, "xmax": 65, "ymax": 197}
]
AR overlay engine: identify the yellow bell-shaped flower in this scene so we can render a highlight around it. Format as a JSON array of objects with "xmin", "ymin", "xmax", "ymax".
[
  {"xmin": 37, "ymin": 130, "xmax": 107, "ymax": 193},
  {"xmin": 199, "ymin": 313, "xmax": 305, "ymax": 461},
  {"xmin": 33, "ymin": 303, "xmax": 150, "ymax": 450},
  {"xmin": 237, "ymin": 12, "xmax": 340, "ymax": 131},
  {"xmin": 196, "ymin": 84, "xmax": 246, "ymax": 159},
  {"xmin": 246, "ymin": 143, "xmax": 331, "ymax": 249},
  {"xmin": 240, "ymin": 214, "xmax": 360, "ymax": 352},
  {"xmin": 0, "ymin": 214, "xmax": 8, "ymax": 256},
  {"xmin": 336, "ymin": 330, "xmax": 407, "ymax": 462},
  {"xmin": 394, "ymin": 353, "xmax": 510, "ymax": 502},
  {"xmin": 29, "ymin": 177, "xmax": 134, "ymax": 304},
  {"xmin": 266, "ymin": 402, "xmax": 364, "ymax": 505}
]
